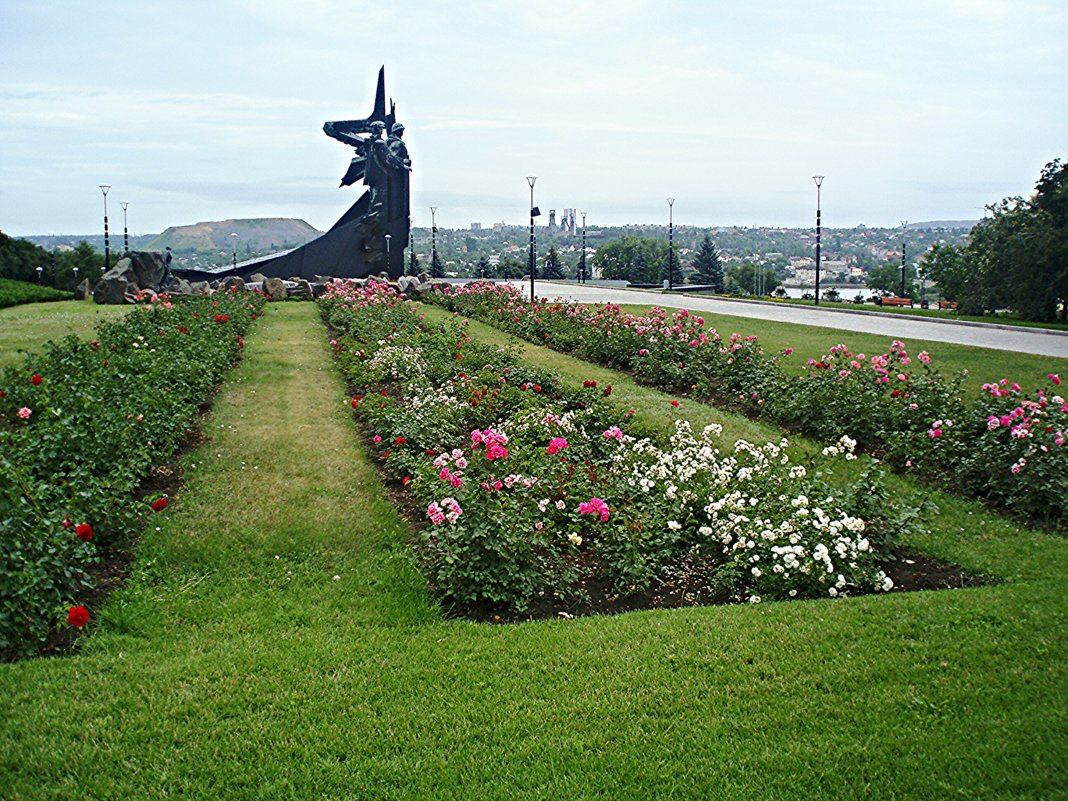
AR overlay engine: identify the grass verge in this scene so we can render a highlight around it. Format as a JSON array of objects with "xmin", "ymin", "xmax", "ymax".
[
  {"xmin": 0, "ymin": 300, "xmax": 130, "ymax": 368},
  {"xmin": 1, "ymin": 302, "xmax": 1065, "ymax": 799}
]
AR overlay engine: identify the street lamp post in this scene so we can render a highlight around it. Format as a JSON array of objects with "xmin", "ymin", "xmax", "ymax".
[
  {"xmin": 100, "ymin": 185, "xmax": 111, "ymax": 270},
  {"xmin": 408, "ymin": 224, "xmax": 416, "ymax": 276},
  {"xmin": 667, "ymin": 197, "xmax": 675, "ymax": 292},
  {"xmin": 36, "ymin": 265, "xmax": 43, "ymax": 283},
  {"xmin": 900, "ymin": 220, "xmax": 908, "ymax": 298},
  {"xmin": 120, "ymin": 201, "xmax": 130, "ymax": 254},
  {"xmin": 231, "ymin": 232, "xmax": 238, "ymax": 267},
  {"xmin": 813, "ymin": 176, "xmax": 824, "ymax": 306},
  {"xmin": 384, "ymin": 233, "xmax": 392, "ymax": 271},
  {"xmin": 580, "ymin": 211, "xmax": 587, "ymax": 284},
  {"xmin": 430, "ymin": 206, "xmax": 438, "ymax": 277},
  {"xmin": 526, "ymin": 176, "xmax": 537, "ymax": 302}
]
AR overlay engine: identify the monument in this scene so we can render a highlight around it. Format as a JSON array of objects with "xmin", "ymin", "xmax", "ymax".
[{"xmin": 181, "ymin": 67, "xmax": 411, "ymax": 282}]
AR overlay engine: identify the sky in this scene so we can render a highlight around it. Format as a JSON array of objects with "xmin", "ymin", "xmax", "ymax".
[{"xmin": 1, "ymin": 0, "xmax": 1065, "ymax": 237}]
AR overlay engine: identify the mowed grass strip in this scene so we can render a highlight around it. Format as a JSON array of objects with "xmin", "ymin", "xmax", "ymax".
[
  {"xmin": 0, "ymin": 300, "xmax": 131, "ymax": 368},
  {"xmin": 1, "ymin": 302, "xmax": 1066, "ymax": 800}
]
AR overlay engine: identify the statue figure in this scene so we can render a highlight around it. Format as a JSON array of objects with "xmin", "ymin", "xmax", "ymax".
[
  {"xmin": 190, "ymin": 66, "xmax": 411, "ymax": 283},
  {"xmin": 320, "ymin": 67, "xmax": 411, "ymax": 277}
]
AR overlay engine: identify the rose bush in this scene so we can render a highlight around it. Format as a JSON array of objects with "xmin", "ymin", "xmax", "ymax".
[
  {"xmin": 428, "ymin": 283, "xmax": 1067, "ymax": 530},
  {"xmin": 0, "ymin": 290, "xmax": 265, "ymax": 658},
  {"xmin": 323, "ymin": 280, "xmax": 907, "ymax": 612}
]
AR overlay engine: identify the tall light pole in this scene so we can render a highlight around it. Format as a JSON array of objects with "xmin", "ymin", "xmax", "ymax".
[
  {"xmin": 526, "ymin": 176, "xmax": 538, "ymax": 302},
  {"xmin": 230, "ymin": 232, "xmax": 238, "ymax": 267},
  {"xmin": 666, "ymin": 197, "xmax": 675, "ymax": 292},
  {"xmin": 120, "ymin": 201, "xmax": 130, "ymax": 254},
  {"xmin": 100, "ymin": 185, "xmax": 111, "ymax": 270},
  {"xmin": 900, "ymin": 220, "xmax": 908, "ymax": 298},
  {"xmin": 408, "ymin": 220, "xmax": 416, "ymax": 276},
  {"xmin": 429, "ymin": 206, "xmax": 438, "ymax": 277},
  {"xmin": 384, "ymin": 233, "xmax": 392, "ymax": 272},
  {"xmin": 580, "ymin": 211, "xmax": 587, "ymax": 284},
  {"xmin": 813, "ymin": 176, "xmax": 824, "ymax": 306}
]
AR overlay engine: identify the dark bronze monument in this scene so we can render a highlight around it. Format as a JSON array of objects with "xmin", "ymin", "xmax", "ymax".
[{"xmin": 205, "ymin": 67, "xmax": 411, "ymax": 281}]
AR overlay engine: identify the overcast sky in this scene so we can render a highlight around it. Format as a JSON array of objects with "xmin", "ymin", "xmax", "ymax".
[{"xmin": 1, "ymin": 0, "xmax": 1065, "ymax": 236}]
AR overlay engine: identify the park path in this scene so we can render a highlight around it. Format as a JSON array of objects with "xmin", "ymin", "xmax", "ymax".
[{"xmin": 514, "ymin": 281, "xmax": 1068, "ymax": 359}]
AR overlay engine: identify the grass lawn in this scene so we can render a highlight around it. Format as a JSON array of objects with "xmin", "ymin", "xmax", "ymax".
[
  {"xmin": 1, "ymin": 302, "xmax": 1066, "ymax": 799},
  {"xmin": 0, "ymin": 300, "xmax": 130, "ymax": 368},
  {"xmin": 614, "ymin": 302, "xmax": 1068, "ymax": 389},
  {"xmin": 669, "ymin": 289, "xmax": 1068, "ymax": 332}
]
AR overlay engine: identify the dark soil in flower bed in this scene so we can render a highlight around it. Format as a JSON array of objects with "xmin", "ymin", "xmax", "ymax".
[{"xmin": 439, "ymin": 546, "xmax": 991, "ymax": 624}]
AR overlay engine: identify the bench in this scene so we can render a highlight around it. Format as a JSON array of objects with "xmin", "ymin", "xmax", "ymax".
[
  {"xmin": 938, "ymin": 300, "xmax": 959, "ymax": 310},
  {"xmin": 880, "ymin": 297, "xmax": 914, "ymax": 307}
]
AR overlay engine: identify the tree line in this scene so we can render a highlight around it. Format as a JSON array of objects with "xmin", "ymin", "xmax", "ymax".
[
  {"xmin": 0, "ymin": 232, "xmax": 107, "ymax": 290},
  {"xmin": 923, "ymin": 159, "xmax": 1067, "ymax": 321}
]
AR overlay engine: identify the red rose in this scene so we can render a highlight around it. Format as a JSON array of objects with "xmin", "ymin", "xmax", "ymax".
[
  {"xmin": 75, "ymin": 522, "xmax": 93, "ymax": 542},
  {"xmin": 68, "ymin": 605, "xmax": 90, "ymax": 628},
  {"xmin": 394, "ymin": 436, "xmax": 407, "ymax": 445},
  {"xmin": 151, "ymin": 497, "xmax": 169, "ymax": 512},
  {"xmin": 671, "ymin": 400, "xmax": 680, "ymax": 407},
  {"xmin": 31, "ymin": 374, "xmax": 43, "ymax": 385},
  {"xmin": 402, "ymin": 476, "xmax": 411, "ymax": 485},
  {"xmin": 62, "ymin": 516, "xmax": 72, "ymax": 529},
  {"xmin": 604, "ymin": 385, "xmax": 612, "ymax": 396},
  {"xmin": 351, "ymin": 399, "xmax": 360, "ymax": 409}
]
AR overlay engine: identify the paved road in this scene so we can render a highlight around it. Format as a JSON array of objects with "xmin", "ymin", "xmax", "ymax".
[{"xmin": 506, "ymin": 281, "xmax": 1068, "ymax": 359}]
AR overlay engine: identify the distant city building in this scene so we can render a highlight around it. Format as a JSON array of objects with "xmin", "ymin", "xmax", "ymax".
[
  {"xmin": 549, "ymin": 210, "xmax": 557, "ymax": 230},
  {"xmin": 470, "ymin": 222, "xmax": 482, "ymax": 230}
]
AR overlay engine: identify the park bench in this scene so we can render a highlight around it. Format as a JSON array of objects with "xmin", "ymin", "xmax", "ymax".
[
  {"xmin": 880, "ymin": 297, "xmax": 914, "ymax": 307},
  {"xmin": 938, "ymin": 300, "xmax": 959, "ymax": 310}
]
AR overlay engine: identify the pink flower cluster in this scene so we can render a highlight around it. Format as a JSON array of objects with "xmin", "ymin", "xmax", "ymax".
[
  {"xmin": 471, "ymin": 427, "xmax": 509, "ymax": 461},
  {"xmin": 427, "ymin": 497, "xmax": 463, "ymax": 525},
  {"xmin": 545, "ymin": 436, "xmax": 569, "ymax": 455},
  {"xmin": 602, "ymin": 426, "xmax": 624, "ymax": 441},
  {"xmin": 578, "ymin": 497, "xmax": 610, "ymax": 522}
]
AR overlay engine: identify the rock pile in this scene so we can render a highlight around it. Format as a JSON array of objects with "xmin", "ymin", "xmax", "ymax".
[{"xmin": 90, "ymin": 251, "xmax": 448, "ymax": 304}]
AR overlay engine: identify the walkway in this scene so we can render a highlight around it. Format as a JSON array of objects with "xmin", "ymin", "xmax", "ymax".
[{"xmin": 516, "ymin": 281, "xmax": 1068, "ymax": 358}]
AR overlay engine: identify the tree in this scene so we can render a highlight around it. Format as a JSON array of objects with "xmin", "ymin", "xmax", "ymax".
[
  {"xmin": 476, "ymin": 255, "xmax": 490, "ymax": 279},
  {"xmin": 592, "ymin": 236, "xmax": 665, "ymax": 284},
  {"xmin": 496, "ymin": 256, "xmax": 525, "ymax": 279},
  {"xmin": 689, "ymin": 234, "xmax": 724, "ymax": 291},
  {"xmin": 542, "ymin": 247, "xmax": 565, "ymax": 279},
  {"xmin": 920, "ymin": 160, "xmax": 1067, "ymax": 321},
  {"xmin": 724, "ymin": 261, "xmax": 783, "ymax": 296},
  {"xmin": 407, "ymin": 247, "xmax": 420, "ymax": 276},
  {"xmin": 430, "ymin": 250, "xmax": 445, "ymax": 279},
  {"xmin": 867, "ymin": 261, "xmax": 917, "ymax": 297}
]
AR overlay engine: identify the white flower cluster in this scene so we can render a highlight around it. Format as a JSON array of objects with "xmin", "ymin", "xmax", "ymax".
[
  {"xmin": 365, "ymin": 345, "xmax": 428, "ymax": 384},
  {"xmin": 609, "ymin": 420, "xmax": 891, "ymax": 599}
]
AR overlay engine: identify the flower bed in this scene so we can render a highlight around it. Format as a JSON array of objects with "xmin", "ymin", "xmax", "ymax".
[
  {"xmin": 428, "ymin": 283, "xmax": 1067, "ymax": 530},
  {"xmin": 0, "ymin": 290, "xmax": 265, "ymax": 658},
  {"xmin": 322, "ymin": 280, "xmax": 911, "ymax": 616}
]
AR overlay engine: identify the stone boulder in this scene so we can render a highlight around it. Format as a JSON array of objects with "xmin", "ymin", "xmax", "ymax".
[
  {"xmin": 263, "ymin": 277, "xmax": 288, "ymax": 300},
  {"xmin": 219, "ymin": 276, "xmax": 247, "ymax": 293},
  {"xmin": 248, "ymin": 273, "xmax": 268, "ymax": 284},
  {"xmin": 289, "ymin": 279, "xmax": 314, "ymax": 300},
  {"xmin": 73, "ymin": 278, "xmax": 91, "ymax": 301},
  {"xmin": 93, "ymin": 260, "xmax": 139, "ymax": 305},
  {"xmin": 167, "ymin": 277, "xmax": 193, "ymax": 295},
  {"xmin": 189, "ymin": 280, "xmax": 211, "ymax": 294},
  {"xmin": 124, "ymin": 252, "xmax": 167, "ymax": 292}
]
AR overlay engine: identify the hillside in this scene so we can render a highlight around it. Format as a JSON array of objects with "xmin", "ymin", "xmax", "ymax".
[{"xmin": 146, "ymin": 218, "xmax": 322, "ymax": 258}]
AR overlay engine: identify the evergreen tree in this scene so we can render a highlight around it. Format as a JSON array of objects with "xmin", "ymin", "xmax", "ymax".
[
  {"xmin": 542, "ymin": 247, "xmax": 565, "ymax": 279},
  {"xmin": 689, "ymin": 234, "xmax": 724, "ymax": 291},
  {"xmin": 476, "ymin": 255, "xmax": 490, "ymax": 279},
  {"xmin": 407, "ymin": 247, "xmax": 420, "ymax": 276},
  {"xmin": 430, "ymin": 251, "xmax": 445, "ymax": 279}
]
